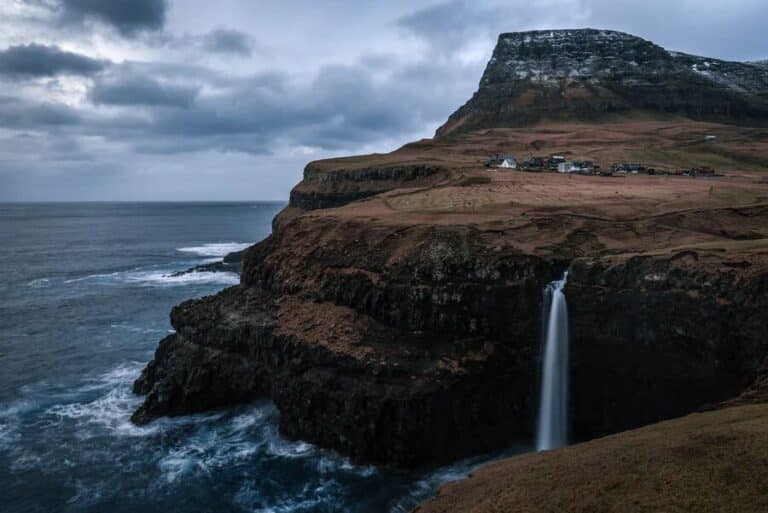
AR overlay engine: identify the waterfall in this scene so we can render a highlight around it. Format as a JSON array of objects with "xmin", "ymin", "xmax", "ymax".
[{"xmin": 536, "ymin": 271, "xmax": 570, "ymax": 451}]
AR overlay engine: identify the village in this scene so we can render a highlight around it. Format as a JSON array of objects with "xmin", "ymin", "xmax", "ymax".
[{"xmin": 484, "ymin": 153, "xmax": 717, "ymax": 178}]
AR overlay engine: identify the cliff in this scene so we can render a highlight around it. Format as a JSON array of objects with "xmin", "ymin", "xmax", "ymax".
[
  {"xmin": 437, "ymin": 29, "xmax": 768, "ymax": 136},
  {"xmin": 132, "ymin": 146, "xmax": 768, "ymax": 468},
  {"xmin": 133, "ymin": 29, "xmax": 768, "ymax": 481}
]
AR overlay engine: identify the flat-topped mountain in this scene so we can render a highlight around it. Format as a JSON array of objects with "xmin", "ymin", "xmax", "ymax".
[{"xmin": 437, "ymin": 29, "xmax": 768, "ymax": 136}]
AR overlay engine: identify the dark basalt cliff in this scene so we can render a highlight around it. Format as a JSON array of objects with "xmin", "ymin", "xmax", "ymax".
[
  {"xmin": 132, "ymin": 178, "xmax": 768, "ymax": 467},
  {"xmin": 437, "ymin": 29, "xmax": 768, "ymax": 136},
  {"xmin": 132, "ymin": 29, "xmax": 768, "ymax": 471}
]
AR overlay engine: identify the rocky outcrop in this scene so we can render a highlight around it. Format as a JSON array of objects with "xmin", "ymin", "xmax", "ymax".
[
  {"xmin": 289, "ymin": 162, "xmax": 448, "ymax": 210},
  {"xmin": 437, "ymin": 29, "xmax": 768, "ymax": 136},
  {"xmin": 169, "ymin": 248, "xmax": 247, "ymax": 277}
]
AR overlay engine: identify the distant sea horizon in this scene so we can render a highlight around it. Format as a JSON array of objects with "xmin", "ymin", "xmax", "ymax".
[{"xmin": 0, "ymin": 200, "xmax": 288, "ymax": 204}]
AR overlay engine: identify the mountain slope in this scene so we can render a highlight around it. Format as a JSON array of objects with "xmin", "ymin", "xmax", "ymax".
[{"xmin": 437, "ymin": 29, "xmax": 768, "ymax": 137}]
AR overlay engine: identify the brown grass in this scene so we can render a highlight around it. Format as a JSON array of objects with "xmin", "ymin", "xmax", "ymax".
[
  {"xmin": 310, "ymin": 121, "xmax": 768, "ymax": 175},
  {"xmin": 416, "ymin": 404, "xmax": 768, "ymax": 513}
]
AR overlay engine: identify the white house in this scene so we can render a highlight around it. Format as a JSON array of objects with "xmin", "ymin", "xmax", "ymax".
[
  {"xmin": 498, "ymin": 157, "xmax": 516, "ymax": 169},
  {"xmin": 557, "ymin": 161, "xmax": 580, "ymax": 173}
]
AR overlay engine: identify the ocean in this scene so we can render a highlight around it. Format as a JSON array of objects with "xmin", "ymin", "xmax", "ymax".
[{"xmin": 0, "ymin": 202, "xmax": 498, "ymax": 513}]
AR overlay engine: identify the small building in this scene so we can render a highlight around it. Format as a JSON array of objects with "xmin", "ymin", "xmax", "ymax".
[
  {"xmin": 498, "ymin": 156, "xmax": 517, "ymax": 169},
  {"xmin": 613, "ymin": 163, "xmax": 646, "ymax": 174},
  {"xmin": 557, "ymin": 161, "xmax": 579, "ymax": 173},
  {"xmin": 680, "ymin": 167, "xmax": 716, "ymax": 177},
  {"xmin": 558, "ymin": 160, "xmax": 594, "ymax": 173},
  {"xmin": 524, "ymin": 156, "xmax": 546, "ymax": 170},
  {"xmin": 548, "ymin": 155, "xmax": 566, "ymax": 170},
  {"xmin": 485, "ymin": 154, "xmax": 517, "ymax": 169}
]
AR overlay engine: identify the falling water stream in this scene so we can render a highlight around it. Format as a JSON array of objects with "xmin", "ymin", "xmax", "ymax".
[{"xmin": 536, "ymin": 271, "xmax": 570, "ymax": 451}]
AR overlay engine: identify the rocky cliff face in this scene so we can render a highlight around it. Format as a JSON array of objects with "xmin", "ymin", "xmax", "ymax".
[
  {"xmin": 437, "ymin": 29, "xmax": 768, "ymax": 136},
  {"xmin": 132, "ymin": 184, "xmax": 768, "ymax": 466},
  {"xmin": 131, "ymin": 29, "xmax": 768, "ymax": 471}
]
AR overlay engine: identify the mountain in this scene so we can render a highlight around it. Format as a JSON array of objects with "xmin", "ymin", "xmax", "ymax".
[
  {"xmin": 437, "ymin": 29, "xmax": 768, "ymax": 136},
  {"xmin": 132, "ymin": 27, "xmax": 768, "ymax": 490}
]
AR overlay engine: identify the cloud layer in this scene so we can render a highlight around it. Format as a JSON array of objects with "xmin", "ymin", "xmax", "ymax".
[
  {"xmin": 0, "ymin": 43, "xmax": 105, "ymax": 77},
  {"xmin": 59, "ymin": 0, "xmax": 167, "ymax": 35},
  {"xmin": 0, "ymin": 0, "xmax": 766, "ymax": 200}
]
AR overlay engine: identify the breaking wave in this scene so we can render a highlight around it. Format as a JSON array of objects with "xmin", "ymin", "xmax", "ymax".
[
  {"xmin": 44, "ymin": 362, "xmax": 157, "ymax": 438},
  {"xmin": 124, "ymin": 270, "xmax": 239, "ymax": 286},
  {"xmin": 176, "ymin": 242, "xmax": 251, "ymax": 258},
  {"xmin": 64, "ymin": 269, "xmax": 239, "ymax": 287},
  {"xmin": 26, "ymin": 277, "xmax": 51, "ymax": 288}
]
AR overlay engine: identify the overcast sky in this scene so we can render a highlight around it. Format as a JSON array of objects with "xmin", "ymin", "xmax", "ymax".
[{"xmin": 1, "ymin": 0, "xmax": 766, "ymax": 201}]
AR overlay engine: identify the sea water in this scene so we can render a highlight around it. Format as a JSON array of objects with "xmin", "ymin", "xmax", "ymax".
[{"xmin": 0, "ymin": 202, "xmax": 502, "ymax": 513}]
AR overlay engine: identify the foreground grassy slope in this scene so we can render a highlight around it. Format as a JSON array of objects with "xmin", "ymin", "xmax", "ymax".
[{"xmin": 416, "ymin": 403, "xmax": 768, "ymax": 513}]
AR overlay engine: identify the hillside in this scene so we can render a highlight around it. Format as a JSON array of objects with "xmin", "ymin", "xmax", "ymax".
[{"xmin": 415, "ymin": 402, "xmax": 768, "ymax": 513}]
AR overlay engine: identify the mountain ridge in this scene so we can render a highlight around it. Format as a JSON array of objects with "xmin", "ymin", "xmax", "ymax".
[{"xmin": 436, "ymin": 28, "xmax": 768, "ymax": 137}]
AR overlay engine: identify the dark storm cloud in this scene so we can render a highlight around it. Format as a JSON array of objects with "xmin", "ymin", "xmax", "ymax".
[
  {"xmin": 396, "ymin": 0, "xmax": 535, "ymax": 55},
  {"xmin": 0, "ymin": 43, "xmax": 105, "ymax": 77},
  {"xmin": 90, "ymin": 73, "xmax": 199, "ymax": 107},
  {"xmin": 138, "ymin": 61, "xmax": 448, "ymax": 152},
  {"xmin": 203, "ymin": 29, "xmax": 253, "ymax": 56},
  {"xmin": 32, "ymin": 55, "xmax": 455, "ymax": 157},
  {"xmin": 397, "ymin": 1, "xmax": 505, "ymax": 42},
  {"xmin": 0, "ymin": 96, "xmax": 81, "ymax": 128},
  {"xmin": 59, "ymin": 0, "xmax": 167, "ymax": 35}
]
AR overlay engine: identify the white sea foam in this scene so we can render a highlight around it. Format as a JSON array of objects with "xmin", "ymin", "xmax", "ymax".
[
  {"xmin": 109, "ymin": 323, "xmax": 167, "ymax": 335},
  {"xmin": 177, "ymin": 242, "xmax": 251, "ymax": 257},
  {"xmin": 64, "ymin": 271, "xmax": 121, "ymax": 284},
  {"xmin": 315, "ymin": 455, "xmax": 377, "ymax": 477},
  {"xmin": 45, "ymin": 362, "xmax": 157, "ymax": 438},
  {"xmin": 236, "ymin": 479, "xmax": 342, "ymax": 513},
  {"xmin": 125, "ymin": 270, "xmax": 240, "ymax": 287},
  {"xmin": 266, "ymin": 438, "xmax": 315, "ymax": 459},
  {"xmin": 157, "ymin": 405, "xmax": 273, "ymax": 483},
  {"xmin": 27, "ymin": 277, "xmax": 51, "ymax": 288},
  {"xmin": 68, "ymin": 269, "xmax": 239, "ymax": 287}
]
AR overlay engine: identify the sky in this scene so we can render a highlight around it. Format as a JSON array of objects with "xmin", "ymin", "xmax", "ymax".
[{"xmin": 1, "ymin": 0, "xmax": 766, "ymax": 201}]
